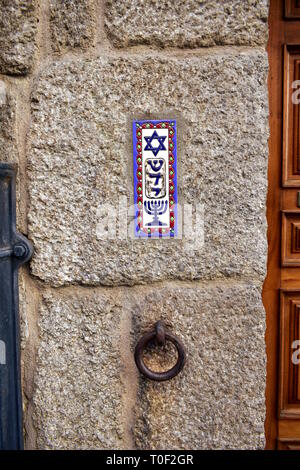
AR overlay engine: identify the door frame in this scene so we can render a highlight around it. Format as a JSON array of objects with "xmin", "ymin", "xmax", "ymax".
[{"xmin": 265, "ymin": 0, "xmax": 300, "ymax": 449}]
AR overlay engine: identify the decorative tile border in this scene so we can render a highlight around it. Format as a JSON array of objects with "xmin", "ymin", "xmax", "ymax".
[{"xmin": 133, "ymin": 120, "xmax": 178, "ymax": 238}]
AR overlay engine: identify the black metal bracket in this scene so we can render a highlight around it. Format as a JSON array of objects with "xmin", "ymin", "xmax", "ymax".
[{"xmin": 0, "ymin": 163, "xmax": 33, "ymax": 450}]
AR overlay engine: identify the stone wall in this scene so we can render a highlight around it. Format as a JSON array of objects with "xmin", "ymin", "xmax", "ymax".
[{"xmin": 0, "ymin": 0, "xmax": 269, "ymax": 449}]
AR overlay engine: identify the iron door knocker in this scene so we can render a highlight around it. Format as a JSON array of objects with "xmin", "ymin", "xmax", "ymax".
[{"xmin": 134, "ymin": 321, "xmax": 186, "ymax": 381}]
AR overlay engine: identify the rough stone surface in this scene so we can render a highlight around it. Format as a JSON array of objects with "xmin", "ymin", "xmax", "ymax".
[
  {"xmin": 0, "ymin": 80, "xmax": 17, "ymax": 162},
  {"xmin": 104, "ymin": 0, "xmax": 269, "ymax": 48},
  {"xmin": 132, "ymin": 282, "xmax": 266, "ymax": 450},
  {"xmin": 50, "ymin": 0, "xmax": 95, "ymax": 52},
  {"xmin": 31, "ymin": 281, "xmax": 265, "ymax": 450},
  {"xmin": 32, "ymin": 289, "xmax": 125, "ymax": 449},
  {"xmin": 28, "ymin": 50, "xmax": 269, "ymax": 286},
  {"xmin": 0, "ymin": 0, "xmax": 38, "ymax": 75}
]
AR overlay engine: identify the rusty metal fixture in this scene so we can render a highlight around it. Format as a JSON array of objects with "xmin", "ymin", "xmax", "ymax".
[
  {"xmin": 155, "ymin": 320, "xmax": 165, "ymax": 346},
  {"xmin": 134, "ymin": 321, "xmax": 185, "ymax": 381}
]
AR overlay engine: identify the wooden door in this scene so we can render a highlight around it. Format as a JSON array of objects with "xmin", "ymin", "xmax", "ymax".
[{"xmin": 266, "ymin": 0, "xmax": 300, "ymax": 449}]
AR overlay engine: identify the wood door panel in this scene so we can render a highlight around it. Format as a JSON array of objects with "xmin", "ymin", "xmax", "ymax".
[
  {"xmin": 283, "ymin": 45, "xmax": 300, "ymax": 186},
  {"xmin": 279, "ymin": 290, "xmax": 300, "ymax": 419},
  {"xmin": 282, "ymin": 211, "xmax": 300, "ymax": 265},
  {"xmin": 285, "ymin": 0, "xmax": 300, "ymax": 18},
  {"xmin": 278, "ymin": 438, "xmax": 300, "ymax": 449}
]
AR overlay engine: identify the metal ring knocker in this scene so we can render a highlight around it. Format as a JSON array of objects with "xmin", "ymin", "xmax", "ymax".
[{"xmin": 134, "ymin": 321, "xmax": 186, "ymax": 381}]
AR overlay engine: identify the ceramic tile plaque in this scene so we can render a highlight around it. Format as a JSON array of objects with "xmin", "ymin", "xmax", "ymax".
[{"xmin": 133, "ymin": 120, "xmax": 178, "ymax": 238}]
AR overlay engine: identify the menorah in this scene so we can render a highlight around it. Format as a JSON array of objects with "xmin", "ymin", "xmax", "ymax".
[{"xmin": 144, "ymin": 200, "xmax": 168, "ymax": 226}]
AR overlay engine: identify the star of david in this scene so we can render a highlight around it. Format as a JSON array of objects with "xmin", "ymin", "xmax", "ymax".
[{"xmin": 144, "ymin": 130, "xmax": 167, "ymax": 157}]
